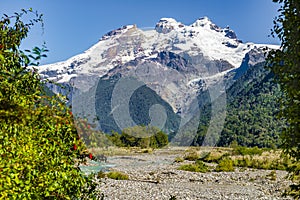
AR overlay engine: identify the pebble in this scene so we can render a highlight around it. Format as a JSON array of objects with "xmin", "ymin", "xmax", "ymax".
[{"xmin": 92, "ymin": 149, "xmax": 293, "ymax": 200}]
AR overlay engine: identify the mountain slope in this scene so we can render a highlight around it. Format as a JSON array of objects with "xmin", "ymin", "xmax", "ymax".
[
  {"xmin": 220, "ymin": 63, "xmax": 285, "ymax": 148},
  {"xmin": 38, "ymin": 17, "xmax": 276, "ymax": 114},
  {"xmin": 37, "ymin": 17, "xmax": 283, "ymax": 147},
  {"xmin": 192, "ymin": 52, "xmax": 286, "ymax": 148}
]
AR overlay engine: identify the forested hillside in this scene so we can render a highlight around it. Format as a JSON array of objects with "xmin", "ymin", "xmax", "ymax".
[{"xmin": 193, "ymin": 62, "xmax": 286, "ymax": 148}]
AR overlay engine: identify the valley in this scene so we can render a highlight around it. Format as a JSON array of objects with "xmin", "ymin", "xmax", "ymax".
[{"xmin": 84, "ymin": 146, "xmax": 293, "ymax": 200}]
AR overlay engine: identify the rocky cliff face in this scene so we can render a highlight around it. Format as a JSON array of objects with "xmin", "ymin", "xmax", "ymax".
[{"xmin": 37, "ymin": 17, "xmax": 278, "ymax": 135}]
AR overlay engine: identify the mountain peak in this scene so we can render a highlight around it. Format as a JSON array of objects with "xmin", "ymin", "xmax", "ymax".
[
  {"xmin": 191, "ymin": 16, "xmax": 212, "ymax": 27},
  {"xmin": 101, "ymin": 24, "xmax": 137, "ymax": 40},
  {"xmin": 190, "ymin": 17, "xmax": 238, "ymax": 39},
  {"xmin": 38, "ymin": 17, "xmax": 278, "ymax": 86},
  {"xmin": 155, "ymin": 17, "xmax": 185, "ymax": 33}
]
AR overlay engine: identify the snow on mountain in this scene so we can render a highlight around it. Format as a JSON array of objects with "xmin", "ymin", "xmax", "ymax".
[
  {"xmin": 39, "ymin": 17, "xmax": 276, "ymax": 83},
  {"xmin": 38, "ymin": 17, "xmax": 278, "ymax": 118},
  {"xmin": 155, "ymin": 17, "xmax": 185, "ymax": 33}
]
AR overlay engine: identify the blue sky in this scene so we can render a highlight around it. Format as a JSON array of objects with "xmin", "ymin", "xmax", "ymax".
[{"xmin": 1, "ymin": 0, "xmax": 280, "ymax": 65}]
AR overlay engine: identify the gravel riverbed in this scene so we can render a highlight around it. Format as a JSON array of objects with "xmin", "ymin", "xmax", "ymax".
[{"xmin": 92, "ymin": 148, "xmax": 293, "ymax": 200}]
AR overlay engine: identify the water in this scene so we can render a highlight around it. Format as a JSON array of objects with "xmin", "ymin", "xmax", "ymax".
[{"xmin": 79, "ymin": 160, "xmax": 116, "ymax": 175}]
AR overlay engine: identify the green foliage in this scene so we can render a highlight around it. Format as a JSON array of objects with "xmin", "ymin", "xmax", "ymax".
[
  {"xmin": 75, "ymin": 118, "xmax": 113, "ymax": 148},
  {"xmin": 107, "ymin": 131, "xmax": 123, "ymax": 147},
  {"xmin": 266, "ymin": 170, "xmax": 277, "ymax": 181},
  {"xmin": 96, "ymin": 171, "xmax": 106, "ymax": 179},
  {"xmin": 0, "ymin": 10, "xmax": 94, "ymax": 199},
  {"xmin": 193, "ymin": 61, "xmax": 286, "ymax": 148},
  {"xmin": 215, "ymin": 159, "xmax": 234, "ymax": 172},
  {"xmin": 266, "ymin": 0, "xmax": 300, "ymax": 197},
  {"xmin": 196, "ymin": 148, "xmax": 291, "ymax": 171},
  {"xmin": 96, "ymin": 170, "xmax": 130, "ymax": 181},
  {"xmin": 107, "ymin": 171, "xmax": 129, "ymax": 180},
  {"xmin": 178, "ymin": 164, "xmax": 200, "ymax": 172},
  {"xmin": 178, "ymin": 160, "xmax": 209, "ymax": 173},
  {"xmin": 230, "ymin": 152, "xmax": 291, "ymax": 171},
  {"xmin": 174, "ymin": 157, "xmax": 184, "ymax": 163},
  {"xmin": 232, "ymin": 146, "xmax": 264, "ymax": 156},
  {"xmin": 220, "ymin": 62, "xmax": 285, "ymax": 148},
  {"xmin": 107, "ymin": 126, "xmax": 168, "ymax": 149},
  {"xmin": 199, "ymin": 151, "xmax": 228, "ymax": 163}
]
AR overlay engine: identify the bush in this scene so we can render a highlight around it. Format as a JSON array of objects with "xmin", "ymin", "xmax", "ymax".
[
  {"xmin": 232, "ymin": 156, "xmax": 289, "ymax": 170},
  {"xmin": 195, "ymin": 160, "xmax": 210, "ymax": 171},
  {"xmin": 232, "ymin": 146, "xmax": 264, "ymax": 156},
  {"xmin": 215, "ymin": 159, "xmax": 234, "ymax": 172},
  {"xmin": 174, "ymin": 157, "xmax": 184, "ymax": 163},
  {"xmin": 108, "ymin": 126, "xmax": 168, "ymax": 149},
  {"xmin": 107, "ymin": 171, "xmax": 129, "ymax": 180},
  {"xmin": 184, "ymin": 151, "xmax": 199, "ymax": 161},
  {"xmin": 97, "ymin": 171, "xmax": 106, "ymax": 179},
  {"xmin": 178, "ymin": 161, "xmax": 209, "ymax": 173},
  {"xmin": 0, "ymin": 10, "xmax": 94, "ymax": 199},
  {"xmin": 232, "ymin": 157, "xmax": 252, "ymax": 168},
  {"xmin": 266, "ymin": 170, "xmax": 277, "ymax": 181},
  {"xmin": 200, "ymin": 152, "xmax": 228, "ymax": 163}
]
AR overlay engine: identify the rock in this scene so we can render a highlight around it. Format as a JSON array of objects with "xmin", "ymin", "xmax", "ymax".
[{"xmin": 94, "ymin": 148, "xmax": 293, "ymax": 199}]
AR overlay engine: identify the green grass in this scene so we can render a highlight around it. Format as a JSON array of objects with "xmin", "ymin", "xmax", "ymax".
[
  {"xmin": 200, "ymin": 151, "xmax": 229, "ymax": 163},
  {"xmin": 231, "ymin": 156, "xmax": 288, "ymax": 170},
  {"xmin": 232, "ymin": 146, "xmax": 264, "ymax": 156},
  {"xmin": 174, "ymin": 157, "xmax": 184, "ymax": 163},
  {"xmin": 266, "ymin": 170, "xmax": 277, "ymax": 181},
  {"xmin": 97, "ymin": 171, "xmax": 106, "ymax": 179},
  {"xmin": 107, "ymin": 171, "xmax": 129, "ymax": 180},
  {"xmin": 215, "ymin": 159, "xmax": 234, "ymax": 172},
  {"xmin": 178, "ymin": 160, "xmax": 209, "ymax": 173}
]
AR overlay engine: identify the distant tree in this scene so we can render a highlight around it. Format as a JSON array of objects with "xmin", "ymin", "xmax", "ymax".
[
  {"xmin": 266, "ymin": 0, "xmax": 300, "ymax": 198},
  {"xmin": 108, "ymin": 126, "xmax": 168, "ymax": 148},
  {"xmin": 0, "ymin": 9, "xmax": 96, "ymax": 199}
]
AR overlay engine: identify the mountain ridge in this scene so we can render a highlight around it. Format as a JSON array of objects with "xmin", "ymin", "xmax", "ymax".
[
  {"xmin": 38, "ymin": 17, "xmax": 278, "ymax": 82},
  {"xmin": 38, "ymin": 17, "xmax": 278, "ymax": 113},
  {"xmin": 37, "ymin": 17, "xmax": 283, "ymax": 147}
]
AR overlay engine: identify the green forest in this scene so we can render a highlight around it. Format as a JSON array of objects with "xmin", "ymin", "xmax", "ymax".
[{"xmin": 193, "ymin": 61, "xmax": 286, "ymax": 148}]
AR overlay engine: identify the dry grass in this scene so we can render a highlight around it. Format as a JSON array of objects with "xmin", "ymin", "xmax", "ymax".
[
  {"xmin": 88, "ymin": 146, "xmax": 134, "ymax": 156},
  {"xmin": 89, "ymin": 146, "xmax": 290, "ymax": 171}
]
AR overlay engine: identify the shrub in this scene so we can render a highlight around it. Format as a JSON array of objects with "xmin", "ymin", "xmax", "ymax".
[
  {"xmin": 215, "ymin": 159, "xmax": 234, "ymax": 172},
  {"xmin": 108, "ymin": 126, "xmax": 168, "ymax": 149},
  {"xmin": 232, "ymin": 156, "xmax": 290, "ymax": 170},
  {"xmin": 184, "ymin": 151, "xmax": 199, "ymax": 161},
  {"xmin": 0, "ymin": 10, "xmax": 94, "ymax": 199},
  {"xmin": 232, "ymin": 146, "xmax": 264, "ymax": 156},
  {"xmin": 107, "ymin": 131, "xmax": 124, "ymax": 147},
  {"xmin": 195, "ymin": 160, "xmax": 210, "ymax": 171},
  {"xmin": 75, "ymin": 119, "xmax": 113, "ymax": 148},
  {"xmin": 174, "ymin": 157, "xmax": 184, "ymax": 163},
  {"xmin": 266, "ymin": 170, "xmax": 277, "ymax": 181},
  {"xmin": 232, "ymin": 157, "xmax": 252, "ymax": 168},
  {"xmin": 178, "ymin": 161, "xmax": 209, "ymax": 173},
  {"xmin": 200, "ymin": 152, "xmax": 228, "ymax": 163},
  {"xmin": 107, "ymin": 171, "xmax": 129, "ymax": 180},
  {"xmin": 97, "ymin": 171, "xmax": 106, "ymax": 179},
  {"xmin": 229, "ymin": 140, "xmax": 239, "ymax": 149},
  {"xmin": 178, "ymin": 164, "xmax": 200, "ymax": 172}
]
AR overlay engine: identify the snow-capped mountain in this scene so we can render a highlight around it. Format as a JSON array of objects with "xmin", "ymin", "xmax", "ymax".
[
  {"xmin": 38, "ymin": 17, "xmax": 278, "ymax": 134},
  {"xmin": 39, "ymin": 17, "xmax": 276, "ymax": 80}
]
